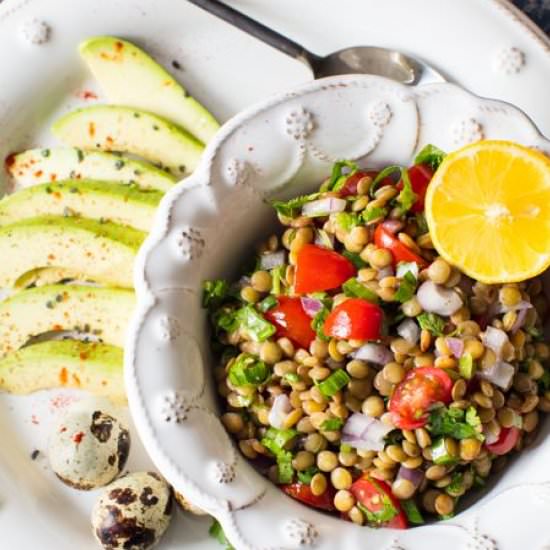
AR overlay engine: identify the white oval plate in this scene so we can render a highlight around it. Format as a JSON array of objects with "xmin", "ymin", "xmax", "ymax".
[
  {"xmin": 128, "ymin": 73, "xmax": 550, "ymax": 550},
  {"xmin": 2, "ymin": 0, "xmax": 550, "ymax": 549}
]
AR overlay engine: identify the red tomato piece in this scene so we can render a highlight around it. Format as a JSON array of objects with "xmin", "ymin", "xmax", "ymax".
[
  {"xmin": 350, "ymin": 476, "xmax": 408, "ymax": 529},
  {"xmin": 374, "ymin": 224, "xmax": 427, "ymax": 267},
  {"xmin": 389, "ymin": 367, "xmax": 453, "ymax": 429},
  {"xmin": 281, "ymin": 483, "xmax": 336, "ymax": 512},
  {"xmin": 265, "ymin": 296, "xmax": 316, "ymax": 349},
  {"xmin": 396, "ymin": 164, "xmax": 434, "ymax": 213},
  {"xmin": 294, "ymin": 244, "xmax": 356, "ymax": 294},
  {"xmin": 323, "ymin": 298, "xmax": 383, "ymax": 341},
  {"xmin": 485, "ymin": 426, "xmax": 521, "ymax": 456}
]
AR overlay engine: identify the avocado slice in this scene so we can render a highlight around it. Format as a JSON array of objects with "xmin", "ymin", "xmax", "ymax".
[
  {"xmin": 0, "ymin": 284, "xmax": 135, "ymax": 357},
  {"xmin": 0, "ymin": 180, "xmax": 162, "ymax": 232},
  {"xmin": 52, "ymin": 105, "xmax": 203, "ymax": 175},
  {"xmin": 0, "ymin": 215, "xmax": 145, "ymax": 288},
  {"xmin": 5, "ymin": 148, "xmax": 176, "ymax": 191},
  {"xmin": 80, "ymin": 36, "xmax": 220, "ymax": 145},
  {"xmin": 15, "ymin": 267, "xmax": 86, "ymax": 289},
  {"xmin": 0, "ymin": 340, "xmax": 125, "ymax": 403}
]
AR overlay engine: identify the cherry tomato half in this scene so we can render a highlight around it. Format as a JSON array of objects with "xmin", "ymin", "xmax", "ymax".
[
  {"xmin": 350, "ymin": 476, "xmax": 408, "ymax": 529},
  {"xmin": 294, "ymin": 244, "xmax": 356, "ymax": 294},
  {"xmin": 323, "ymin": 298, "xmax": 383, "ymax": 341},
  {"xmin": 281, "ymin": 483, "xmax": 336, "ymax": 512},
  {"xmin": 389, "ymin": 367, "xmax": 453, "ymax": 429},
  {"xmin": 374, "ymin": 224, "xmax": 427, "ymax": 268},
  {"xmin": 396, "ymin": 164, "xmax": 434, "ymax": 214},
  {"xmin": 265, "ymin": 296, "xmax": 316, "ymax": 350},
  {"xmin": 485, "ymin": 426, "xmax": 521, "ymax": 456}
]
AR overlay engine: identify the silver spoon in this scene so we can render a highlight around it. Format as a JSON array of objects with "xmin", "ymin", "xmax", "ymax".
[{"xmin": 186, "ymin": 0, "xmax": 445, "ymax": 85}]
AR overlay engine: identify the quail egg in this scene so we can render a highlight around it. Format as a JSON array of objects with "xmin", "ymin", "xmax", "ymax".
[
  {"xmin": 174, "ymin": 490, "xmax": 206, "ymax": 515},
  {"xmin": 48, "ymin": 407, "xmax": 130, "ymax": 490},
  {"xmin": 92, "ymin": 471, "xmax": 172, "ymax": 550}
]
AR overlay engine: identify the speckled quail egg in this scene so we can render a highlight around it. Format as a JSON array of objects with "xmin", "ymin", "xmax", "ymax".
[
  {"xmin": 48, "ymin": 407, "xmax": 130, "ymax": 490},
  {"xmin": 92, "ymin": 471, "xmax": 172, "ymax": 550},
  {"xmin": 174, "ymin": 490, "xmax": 206, "ymax": 516}
]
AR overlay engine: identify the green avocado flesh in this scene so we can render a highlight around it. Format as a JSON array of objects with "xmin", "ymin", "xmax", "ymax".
[
  {"xmin": 52, "ymin": 105, "xmax": 204, "ymax": 175},
  {"xmin": 0, "ymin": 340, "xmax": 125, "ymax": 403},
  {"xmin": 0, "ymin": 284, "xmax": 135, "ymax": 358},
  {"xmin": 0, "ymin": 180, "xmax": 162, "ymax": 232},
  {"xmin": 0, "ymin": 215, "xmax": 145, "ymax": 288},
  {"xmin": 79, "ymin": 36, "xmax": 220, "ymax": 145},
  {"xmin": 5, "ymin": 147, "xmax": 176, "ymax": 191}
]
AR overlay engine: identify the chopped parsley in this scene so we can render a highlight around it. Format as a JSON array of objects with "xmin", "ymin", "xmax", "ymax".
[
  {"xmin": 357, "ymin": 489, "xmax": 399, "ymax": 526},
  {"xmin": 395, "ymin": 168, "xmax": 417, "ymax": 215},
  {"xmin": 342, "ymin": 277, "xmax": 379, "ymax": 303},
  {"xmin": 446, "ymin": 472, "xmax": 464, "ymax": 497},
  {"xmin": 297, "ymin": 466, "xmax": 319, "ymax": 484},
  {"xmin": 428, "ymin": 406, "xmax": 484, "ymax": 441},
  {"xmin": 271, "ymin": 192, "xmax": 320, "ymax": 218},
  {"xmin": 414, "ymin": 144, "xmax": 447, "ymax": 170},
  {"xmin": 261, "ymin": 428, "xmax": 298, "ymax": 483},
  {"xmin": 335, "ymin": 211, "xmax": 361, "ymax": 232},
  {"xmin": 417, "ymin": 312, "xmax": 446, "ymax": 336},
  {"xmin": 394, "ymin": 271, "xmax": 418, "ymax": 303},
  {"xmin": 203, "ymin": 279, "xmax": 230, "ymax": 309},
  {"xmin": 320, "ymin": 418, "xmax": 344, "ymax": 431},
  {"xmin": 362, "ymin": 205, "xmax": 388, "ymax": 223},
  {"xmin": 342, "ymin": 250, "xmax": 368, "ymax": 269}
]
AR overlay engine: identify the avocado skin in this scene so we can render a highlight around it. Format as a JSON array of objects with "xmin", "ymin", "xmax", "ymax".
[{"xmin": 0, "ymin": 340, "xmax": 125, "ymax": 403}]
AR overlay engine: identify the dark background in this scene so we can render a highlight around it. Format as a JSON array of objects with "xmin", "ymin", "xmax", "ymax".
[{"xmin": 514, "ymin": 0, "xmax": 550, "ymax": 33}]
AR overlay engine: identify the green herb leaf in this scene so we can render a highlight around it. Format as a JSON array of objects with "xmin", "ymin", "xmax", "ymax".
[
  {"xmin": 369, "ymin": 165, "xmax": 402, "ymax": 197},
  {"xmin": 237, "ymin": 305, "xmax": 276, "ymax": 342},
  {"xmin": 362, "ymin": 205, "xmax": 388, "ymax": 223},
  {"xmin": 276, "ymin": 450, "xmax": 295, "ymax": 483},
  {"xmin": 263, "ymin": 427, "xmax": 298, "ymax": 449},
  {"xmin": 417, "ymin": 312, "xmax": 446, "ymax": 336},
  {"xmin": 261, "ymin": 428, "xmax": 298, "ymax": 484},
  {"xmin": 213, "ymin": 307, "xmax": 240, "ymax": 333},
  {"xmin": 414, "ymin": 144, "xmax": 447, "ymax": 170},
  {"xmin": 342, "ymin": 250, "xmax": 367, "ymax": 269},
  {"xmin": 323, "ymin": 160, "xmax": 359, "ymax": 191},
  {"xmin": 446, "ymin": 472, "xmax": 464, "ymax": 497},
  {"xmin": 402, "ymin": 499, "xmax": 425, "ymax": 525},
  {"xmin": 284, "ymin": 373, "xmax": 301, "ymax": 384},
  {"xmin": 228, "ymin": 353, "xmax": 271, "ymax": 387},
  {"xmin": 258, "ymin": 295, "xmax": 278, "ymax": 312},
  {"xmin": 458, "ymin": 353, "xmax": 476, "ymax": 379},
  {"xmin": 310, "ymin": 294, "xmax": 332, "ymax": 342},
  {"xmin": 317, "ymin": 369, "xmax": 350, "ymax": 398},
  {"xmin": 415, "ymin": 212, "xmax": 429, "ymax": 235},
  {"xmin": 340, "ymin": 443, "xmax": 353, "ymax": 453},
  {"xmin": 394, "ymin": 271, "xmax": 418, "ymax": 303},
  {"xmin": 342, "ymin": 278, "xmax": 379, "ymax": 303},
  {"xmin": 335, "ymin": 211, "xmax": 361, "ymax": 232},
  {"xmin": 320, "ymin": 418, "xmax": 344, "ymax": 431},
  {"xmin": 271, "ymin": 192, "xmax": 320, "ymax": 218},
  {"xmin": 357, "ymin": 490, "xmax": 399, "ymax": 525},
  {"xmin": 428, "ymin": 407, "xmax": 484, "ymax": 441},
  {"xmin": 297, "ymin": 466, "xmax": 319, "ymax": 484},
  {"xmin": 209, "ymin": 519, "xmax": 235, "ymax": 550},
  {"xmin": 395, "ymin": 168, "xmax": 417, "ymax": 216},
  {"xmin": 203, "ymin": 279, "xmax": 230, "ymax": 309}
]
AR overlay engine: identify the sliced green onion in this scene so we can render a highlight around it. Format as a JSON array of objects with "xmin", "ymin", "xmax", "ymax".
[
  {"xmin": 237, "ymin": 305, "xmax": 276, "ymax": 342},
  {"xmin": 402, "ymin": 499, "xmax": 425, "ymax": 524},
  {"xmin": 342, "ymin": 277, "xmax": 379, "ymax": 303},
  {"xmin": 431, "ymin": 437, "xmax": 459, "ymax": 465},
  {"xmin": 317, "ymin": 369, "xmax": 350, "ymax": 398},
  {"xmin": 228, "ymin": 353, "xmax": 270, "ymax": 387},
  {"xmin": 258, "ymin": 295, "xmax": 278, "ymax": 312}
]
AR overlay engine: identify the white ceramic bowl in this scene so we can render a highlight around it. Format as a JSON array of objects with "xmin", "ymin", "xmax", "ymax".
[{"xmin": 126, "ymin": 75, "xmax": 550, "ymax": 550}]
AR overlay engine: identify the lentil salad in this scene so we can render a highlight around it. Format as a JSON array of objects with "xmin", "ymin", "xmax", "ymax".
[{"xmin": 203, "ymin": 145, "xmax": 550, "ymax": 528}]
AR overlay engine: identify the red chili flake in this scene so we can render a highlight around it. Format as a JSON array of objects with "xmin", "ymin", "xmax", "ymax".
[
  {"xmin": 115, "ymin": 41, "xmax": 124, "ymax": 52},
  {"xmin": 34, "ymin": 170, "xmax": 43, "ymax": 178},
  {"xmin": 76, "ymin": 90, "xmax": 98, "ymax": 100},
  {"xmin": 59, "ymin": 368, "xmax": 68, "ymax": 385},
  {"xmin": 88, "ymin": 122, "xmax": 96, "ymax": 138},
  {"xmin": 31, "ymin": 415, "xmax": 40, "ymax": 425},
  {"xmin": 52, "ymin": 324, "xmax": 63, "ymax": 331},
  {"xmin": 73, "ymin": 431, "xmax": 85, "ymax": 444},
  {"xmin": 51, "ymin": 174, "xmax": 58, "ymax": 182}
]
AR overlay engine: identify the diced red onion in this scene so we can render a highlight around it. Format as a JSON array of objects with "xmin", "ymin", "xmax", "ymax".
[
  {"xmin": 314, "ymin": 229, "xmax": 335, "ymax": 249},
  {"xmin": 302, "ymin": 197, "xmax": 347, "ymax": 217},
  {"xmin": 268, "ymin": 394, "xmax": 292, "ymax": 429},
  {"xmin": 417, "ymin": 281, "xmax": 462, "ymax": 316},
  {"xmin": 396, "ymin": 262, "xmax": 419, "ymax": 279},
  {"xmin": 511, "ymin": 308, "xmax": 528, "ymax": 334},
  {"xmin": 397, "ymin": 319, "xmax": 420, "ymax": 344},
  {"xmin": 497, "ymin": 300, "xmax": 533, "ymax": 314},
  {"xmin": 481, "ymin": 326, "xmax": 509, "ymax": 358},
  {"xmin": 377, "ymin": 266, "xmax": 394, "ymax": 280},
  {"xmin": 446, "ymin": 337, "xmax": 464, "ymax": 359},
  {"xmin": 352, "ymin": 343, "xmax": 393, "ymax": 365},
  {"xmin": 382, "ymin": 219, "xmax": 404, "ymax": 234},
  {"xmin": 342, "ymin": 413, "xmax": 394, "ymax": 451},
  {"xmin": 396, "ymin": 465, "xmax": 424, "ymax": 489},
  {"xmin": 477, "ymin": 361, "xmax": 515, "ymax": 390},
  {"xmin": 300, "ymin": 297, "xmax": 323, "ymax": 318},
  {"xmin": 483, "ymin": 424, "xmax": 501, "ymax": 445},
  {"xmin": 259, "ymin": 251, "xmax": 286, "ymax": 270}
]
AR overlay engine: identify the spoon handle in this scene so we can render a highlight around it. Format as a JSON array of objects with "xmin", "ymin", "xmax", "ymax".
[{"xmin": 186, "ymin": 0, "xmax": 320, "ymax": 70}]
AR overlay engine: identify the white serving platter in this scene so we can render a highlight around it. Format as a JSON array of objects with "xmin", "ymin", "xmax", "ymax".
[{"xmin": 1, "ymin": 0, "xmax": 550, "ymax": 548}]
